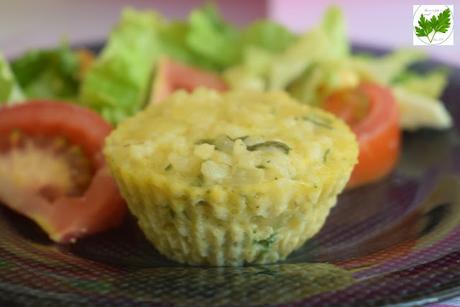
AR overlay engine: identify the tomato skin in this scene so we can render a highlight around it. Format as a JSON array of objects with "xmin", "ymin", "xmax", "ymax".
[
  {"xmin": 324, "ymin": 83, "xmax": 400, "ymax": 189},
  {"xmin": 49, "ymin": 168, "xmax": 125, "ymax": 243},
  {"xmin": 151, "ymin": 57, "xmax": 227, "ymax": 103},
  {"xmin": 0, "ymin": 101, "xmax": 127, "ymax": 243},
  {"xmin": 0, "ymin": 101, "xmax": 112, "ymax": 167}
]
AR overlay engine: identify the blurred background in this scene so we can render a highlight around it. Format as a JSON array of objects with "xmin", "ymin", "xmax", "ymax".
[{"xmin": 0, "ymin": 0, "xmax": 458, "ymax": 64}]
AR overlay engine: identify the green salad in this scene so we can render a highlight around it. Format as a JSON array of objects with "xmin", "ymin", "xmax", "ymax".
[{"xmin": 0, "ymin": 5, "xmax": 451, "ymax": 129}]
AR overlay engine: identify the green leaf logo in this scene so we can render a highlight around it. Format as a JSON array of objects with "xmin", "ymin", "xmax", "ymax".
[{"xmin": 415, "ymin": 8, "xmax": 452, "ymax": 43}]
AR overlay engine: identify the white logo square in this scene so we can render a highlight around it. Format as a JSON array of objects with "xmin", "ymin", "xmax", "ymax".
[{"xmin": 413, "ymin": 5, "xmax": 454, "ymax": 46}]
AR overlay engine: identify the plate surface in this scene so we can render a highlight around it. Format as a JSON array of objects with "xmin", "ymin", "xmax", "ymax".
[{"xmin": 1, "ymin": 45, "xmax": 460, "ymax": 306}]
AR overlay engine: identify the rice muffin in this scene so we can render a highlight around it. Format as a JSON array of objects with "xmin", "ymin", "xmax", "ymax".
[{"xmin": 104, "ymin": 89, "xmax": 358, "ymax": 266}]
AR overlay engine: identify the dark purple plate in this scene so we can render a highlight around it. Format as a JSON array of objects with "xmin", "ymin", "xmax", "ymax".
[{"xmin": 1, "ymin": 44, "xmax": 460, "ymax": 306}]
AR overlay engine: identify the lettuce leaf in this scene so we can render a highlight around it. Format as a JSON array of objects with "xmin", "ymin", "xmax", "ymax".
[
  {"xmin": 80, "ymin": 6, "xmax": 242, "ymax": 124},
  {"xmin": 328, "ymin": 51, "xmax": 450, "ymax": 130},
  {"xmin": 157, "ymin": 21, "xmax": 220, "ymax": 71},
  {"xmin": 352, "ymin": 49, "xmax": 427, "ymax": 84},
  {"xmin": 10, "ymin": 43, "xmax": 79, "ymax": 100},
  {"xmin": 186, "ymin": 6, "xmax": 296, "ymax": 71},
  {"xmin": 186, "ymin": 5, "xmax": 240, "ymax": 70},
  {"xmin": 241, "ymin": 20, "xmax": 296, "ymax": 54},
  {"xmin": 78, "ymin": 5, "xmax": 296, "ymax": 123},
  {"xmin": 321, "ymin": 6, "xmax": 349, "ymax": 57},
  {"xmin": 288, "ymin": 59, "xmax": 360, "ymax": 106},
  {"xmin": 392, "ymin": 68, "xmax": 449, "ymax": 98},
  {"xmin": 80, "ymin": 9, "xmax": 163, "ymax": 124},
  {"xmin": 393, "ymin": 86, "xmax": 452, "ymax": 130},
  {"xmin": 287, "ymin": 50, "xmax": 427, "ymax": 106},
  {"xmin": 0, "ymin": 54, "xmax": 24, "ymax": 104},
  {"xmin": 224, "ymin": 7, "xmax": 349, "ymax": 92},
  {"xmin": 268, "ymin": 6, "xmax": 349, "ymax": 90},
  {"xmin": 223, "ymin": 47, "xmax": 273, "ymax": 91}
]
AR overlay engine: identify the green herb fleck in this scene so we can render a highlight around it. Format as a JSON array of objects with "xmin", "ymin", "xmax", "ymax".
[
  {"xmin": 254, "ymin": 233, "xmax": 277, "ymax": 249},
  {"xmin": 231, "ymin": 135, "xmax": 249, "ymax": 141},
  {"xmin": 323, "ymin": 149, "xmax": 331, "ymax": 163},
  {"xmin": 192, "ymin": 175, "xmax": 204, "ymax": 187},
  {"xmin": 183, "ymin": 210, "xmax": 190, "ymax": 220},
  {"xmin": 247, "ymin": 141, "xmax": 291, "ymax": 154},
  {"xmin": 196, "ymin": 200, "xmax": 208, "ymax": 206},
  {"xmin": 196, "ymin": 135, "xmax": 248, "ymax": 146},
  {"xmin": 256, "ymin": 164, "xmax": 266, "ymax": 169},
  {"xmin": 302, "ymin": 115, "xmax": 333, "ymax": 129},
  {"xmin": 254, "ymin": 267, "xmax": 277, "ymax": 276},
  {"xmin": 165, "ymin": 164, "xmax": 172, "ymax": 171},
  {"xmin": 196, "ymin": 138, "xmax": 215, "ymax": 145}
]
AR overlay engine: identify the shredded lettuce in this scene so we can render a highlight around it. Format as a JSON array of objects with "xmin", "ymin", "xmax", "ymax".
[
  {"xmin": 0, "ymin": 54, "xmax": 24, "ymax": 104},
  {"xmin": 340, "ymin": 49, "xmax": 448, "ymax": 99},
  {"xmin": 287, "ymin": 50, "xmax": 429, "ymax": 106},
  {"xmin": 336, "ymin": 51, "xmax": 450, "ymax": 130},
  {"xmin": 287, "ymin": 48, "xmax": 449, "ymax": 110},
  {"xmin": 224, "ymin": 7, "xmax": 348, "ymax": 92},
  {"xmin": 267, "ymin": 6, "xmax": 349, "ymax": 90},
  {"xmin": 225, "ymin": 3, "xmax": 450, "ymax": 132},
  {"xmin": 80, "ymin": 6, "xmax": 244, "ymax": 124},
  {"xmin": 10, "ymin": 44, "xmax": 80, "ymax": 100},
  {"xmin": 1, "ymin": 4, "xmax": 450, "ymax": 131},
  {"xmin": 223, "ymin": 6, "xmax": 449, "ymax": 125},
  {"xmin": 77, "ymin": 6, "xmax": 296, "ymax": 124}
]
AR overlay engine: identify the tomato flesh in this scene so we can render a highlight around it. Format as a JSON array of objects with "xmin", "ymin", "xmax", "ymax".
[
  {"xmin": 0, "ymin": 101, "xmax": 126, "ymax": 243},
  {"xmin": 324, "ymin": 83, "xmax": 400, "ymax": 189},
  {"xmin": 0, "ymin": 133, "xmax": 93, "ymax": 201},
  {"xmin": 150, "ymin": 57, "xmax": 228, "ymax": 103}
]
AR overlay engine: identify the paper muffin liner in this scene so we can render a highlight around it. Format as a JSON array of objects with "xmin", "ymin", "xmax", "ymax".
[{"xmin": 109, "ymin": 161, "xmax": 348, "ymax": 266}]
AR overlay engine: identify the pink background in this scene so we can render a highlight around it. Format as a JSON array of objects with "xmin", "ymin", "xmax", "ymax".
[{"xmin": 0, "ymin": 0, "xmax": 458, "ymax": 65}]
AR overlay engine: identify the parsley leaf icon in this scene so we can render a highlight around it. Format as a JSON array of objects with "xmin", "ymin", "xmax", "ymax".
[
  {"xmin": 432, "ymin": 8, "xmax": 451, "ymax": 33},
  {"xmin": 415, "ymin": 14, "xmax": 433, "ymax": 37},
  {"xmin": 415, "ymin": 7, "xmax": 452, "ymax": 43}
]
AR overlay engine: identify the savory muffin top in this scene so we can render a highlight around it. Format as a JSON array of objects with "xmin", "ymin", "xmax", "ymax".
[{"xmin": 104, "ymin": 89, "xmax": 357, "ymax": 188}]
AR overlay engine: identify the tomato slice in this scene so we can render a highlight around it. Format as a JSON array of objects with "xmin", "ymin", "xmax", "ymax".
[
  {"xmin": 324, "ymin": 83, "xmax": 400, "ymax": 189},
  {"xmin": 150, "ymin": 57, "xmax": 228, "ymax": 103},
  {"xmin": 0, "ymin": 101, "xmax": 126, "ymax": 243}
]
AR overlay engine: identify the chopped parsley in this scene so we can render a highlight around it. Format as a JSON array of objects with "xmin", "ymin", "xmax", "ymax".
[
  {"xmin": 196, "ymin": 138, "xmax": 215, "ymax": 145},
  {"xmin": 302, "ymin": 115, "xmax": 333, "ymax": 129},
  {"xmin": 323, "ymin": 149, "xmax": 331, "ymax": 163},
  {"xmin": 254, "ymin": 233, "xmax": 277, "ymax": 249},
  {"xmin": 247, "ymin": 141, "xmax": 291, "ymax": 154}
]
